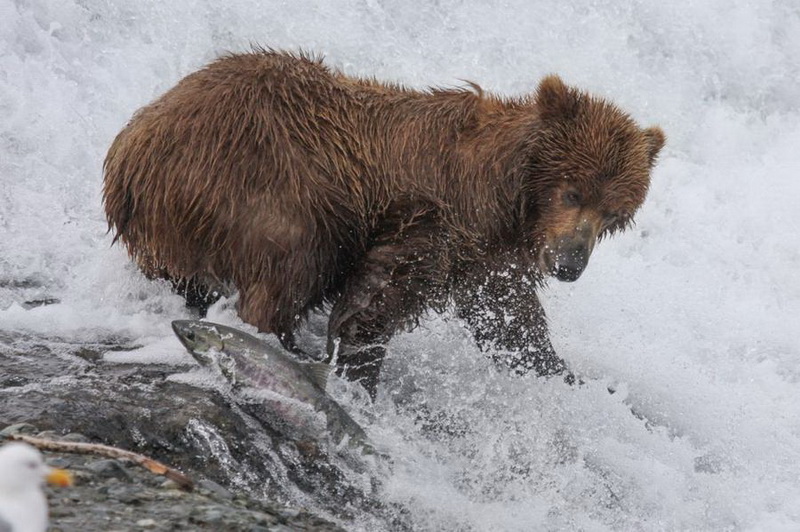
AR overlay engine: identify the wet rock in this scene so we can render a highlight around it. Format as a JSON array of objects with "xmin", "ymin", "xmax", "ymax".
[
  {"xmin": 197, "ymin": 478, "xmax": 234, "ymax": 500},
  {"xmin": 1, "ymin": 423, "xmax": 346, "ymax": 531},
  {"xmin": 0, "ymin": 422, "xmax": 38, "ymax": 436},
  {"xmin": 0, "ymin": 330, "xmax": 405, "ymax": 529},
  {"xmin": 85, "ymin": 459, "xmax": 132, "ymax": 481},
  {"xmin": 278, "ymin": 508, "xmax": 300, "ymax": 519},
  {"xmin": 61, "ymin": 432, "xmax": 91, "ymax": 443},
  {"xmin": 159, "ymin": 479, "xmax": 182, "ymax": 490},
  {"xmin": 46, "ymin": 456, "xmax": 72, "ymax": 469},
  {"xmin": 0, "ymin": 277, "xmax": 44, "ymax": 289},
  {"xmin": 21, "ymin": 297, "xmax": 61, "ymax": 309}
]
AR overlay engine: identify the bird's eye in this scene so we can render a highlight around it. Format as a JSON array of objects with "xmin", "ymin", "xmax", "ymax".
[
  {"xmin": 563, "ymin": 190, "xmax": 582, "ymax": 207},
  {"xmin": 27, "ymin": 460, "xmax": 38, "ymax": 469}
]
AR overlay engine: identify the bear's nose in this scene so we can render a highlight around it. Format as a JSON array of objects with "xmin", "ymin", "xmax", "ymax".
[
  {"xmin": 555, "ymin": 263, "xmax": 584, "ymax": 282},
  {"xmin": 554, "ymin": 245, "xmax": 589, "ymax": 282}
]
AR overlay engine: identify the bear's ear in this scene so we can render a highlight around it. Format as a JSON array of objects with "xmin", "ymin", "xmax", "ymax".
[
  {"xmin": 535, "ymin": 75, "xmax": 581, "ymax": 120},
  {"xmin": 643, "ymin": 126, "xmax": 666, "ymax": 167}
]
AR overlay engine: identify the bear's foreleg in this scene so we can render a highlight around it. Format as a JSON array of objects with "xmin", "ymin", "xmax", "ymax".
[{"xmin": 454, "ymin": 263, "xmax": 573, "ymax": 382}]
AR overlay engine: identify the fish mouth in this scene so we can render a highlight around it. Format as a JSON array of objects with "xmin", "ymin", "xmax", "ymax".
[
  {"xmin": 171, "ymin": 320, "xmax": 196, "ymax": 351},
  {"xmin": 171, "ymin": 320, "xmax": 217, "ymax": 366}
]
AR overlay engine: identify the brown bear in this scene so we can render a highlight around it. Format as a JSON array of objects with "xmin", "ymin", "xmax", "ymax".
[{"xmin": 103, "ymin": 49, "xmax": 665, "ymax": 398}]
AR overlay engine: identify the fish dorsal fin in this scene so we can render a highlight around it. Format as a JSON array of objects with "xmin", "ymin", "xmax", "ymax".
[{"xmin": 305, "ymin": 362, "xmax": 332, "ymax": 390}]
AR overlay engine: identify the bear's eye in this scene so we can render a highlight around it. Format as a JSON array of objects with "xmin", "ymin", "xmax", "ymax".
[{"xmin": 562, "ymin": 190, "xmax": 582, "ymax": 207}]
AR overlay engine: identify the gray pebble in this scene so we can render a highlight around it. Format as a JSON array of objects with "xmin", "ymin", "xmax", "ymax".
[
  {"xmin": 61, "ymin": 432, "xmax": 90, "ymax": 443},
  {"xmin": 159, "ymin": 479, "xmax": 182, "ymax": 490},
  {"xmin": 194, "ymin": 508, "xmax": 225, "ymax": 524},
  {"xmin": 86, "ymin": 459, "xmax": 131, "ymax": 481},
  {"xmin": 107, "ymin": 485, "xmax": 141, "ymax": 504},
  {"xmin": 1, "ymin": 423, "xmax": 37, "ymax": 436},
  {"xmin": 278, "ymin": 508, "xmax": 300, "ymax": 519},
  {"xmin": 47, "ymin": 456, "xmax": 72, "ymax": 468},
  {"xmin": 252, "ymin": 512, "xmax": 279, "ymax": 526},
  {"xmin": 49, "ymin": 506, "xmax": 73, "ymax": 518},
  {"xmin": 197, "ymin": 478, "xmax": 233, "ymax": 500}
]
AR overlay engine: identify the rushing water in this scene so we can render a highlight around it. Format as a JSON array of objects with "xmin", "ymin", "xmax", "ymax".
[{"xmin": 2, "ymin": 1, "xmax": 800, "ymax": 530}]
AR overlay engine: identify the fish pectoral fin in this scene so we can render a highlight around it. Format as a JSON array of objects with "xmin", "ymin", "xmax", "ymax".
[{"xmin": 305, "ymin": 362, "xmax": 332, "ymax": 390}]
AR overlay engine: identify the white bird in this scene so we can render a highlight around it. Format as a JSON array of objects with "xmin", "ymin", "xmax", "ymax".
[{"xmin": 0, "ymin": 442, "xmax": 72, "ymax": 532}]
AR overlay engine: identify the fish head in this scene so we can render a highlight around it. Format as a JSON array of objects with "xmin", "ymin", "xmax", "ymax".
[{"xmin": 171, "ymin": 320, "xmax": 225, "ymax": 366}]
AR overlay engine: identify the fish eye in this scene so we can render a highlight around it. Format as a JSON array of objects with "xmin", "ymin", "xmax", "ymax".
[
  {"xmin": 186, "ymin": 331, "xmax": 196, "ymax": 341},
  {"xmin": 563, "ymin": 190, "xmax": 582, "ymax": 207}
]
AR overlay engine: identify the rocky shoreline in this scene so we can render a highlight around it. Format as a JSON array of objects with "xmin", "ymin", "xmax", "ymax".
[
  {"xmin": 0, "ymin": 330, "xmax": 407, "ymax": 531},
  {"xmin": 1, "ymin": 425, "xmax": 345, "ymax": 532}
]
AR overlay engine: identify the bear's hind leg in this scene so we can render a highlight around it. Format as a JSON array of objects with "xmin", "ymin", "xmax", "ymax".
[
  {"xmin": 171, "ymin": 277, "xmax": 225, "ymax": 317},
  {"xmin": 327, "ymin": 205, "xmax": 447, "ymax": 400}
]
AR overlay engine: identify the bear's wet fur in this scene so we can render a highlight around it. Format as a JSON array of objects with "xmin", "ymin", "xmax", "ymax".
[{"xmin": 104, "ymin": 49, "xmax": 665, "ymax": 397}]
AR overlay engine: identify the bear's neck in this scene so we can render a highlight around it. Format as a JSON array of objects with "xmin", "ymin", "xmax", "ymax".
[{"xmin": 446, "ymin": 99, "xmax": 550, "ymax": 244}]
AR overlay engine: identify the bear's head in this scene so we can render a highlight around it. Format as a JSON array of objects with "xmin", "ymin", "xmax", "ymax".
[{"xmin": 527, "ymin": 75, "xmax": 665, "ymax": 282}]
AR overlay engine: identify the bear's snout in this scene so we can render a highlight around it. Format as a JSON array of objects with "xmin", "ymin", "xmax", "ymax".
[
  {"xmin": 553, "ymin": 243, "xmax": 590, "ymax": 282},
  {"xmin": 540, "ymin": 219, "xmax": 598, "ymax": 282}
]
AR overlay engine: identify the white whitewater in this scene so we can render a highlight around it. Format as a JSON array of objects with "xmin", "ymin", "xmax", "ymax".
[{"xmin": 1, "ymin": 1, "xmax": 799, "ymax": 530}]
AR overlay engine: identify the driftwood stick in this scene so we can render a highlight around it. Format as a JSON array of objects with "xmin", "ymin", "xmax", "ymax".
[{"xmin": 6, "ymin": 433, "xmax": 194, "ymax": 491}]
